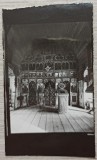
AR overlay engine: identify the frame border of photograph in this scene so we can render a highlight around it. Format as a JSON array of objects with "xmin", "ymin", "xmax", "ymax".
[{"xmin": 0, "ymin": 0, "xmax": 97, "ymax": 159}]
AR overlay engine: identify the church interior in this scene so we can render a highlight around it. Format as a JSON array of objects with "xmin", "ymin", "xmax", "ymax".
[{"xmin": 5, "ymin": 6, "xmax": 94, "ymax": 133}]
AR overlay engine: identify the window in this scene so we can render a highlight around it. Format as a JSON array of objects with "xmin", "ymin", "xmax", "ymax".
[
  {"xmin": 21, "ymin": 64, "xmax": 25, "ymax": 71},
  {"xmin": 55, "ymin": 73, "xmax": 59, "ymax": 77},
  {"xmin": 39, "ymin": 63, "xmax": 43, "ymax": 70},
  {"xmin": 73, "ymin": 62, "xmax": 76, "ymax": 69},
  {"xmin": 59, "ymin": 72, "xmax": 63, "ymax": 77},
  {"xmin": 72, "ymin": 96, "xmax": 76, "ymax": 102},
  {"xmin": 21, "ymin": 64, "xmax": 28, "ymax": 71},
  {"xmin": 25, "ymin": 64, "xmax": 28, "ymax": 70},
  {"xmin": 70, "ymin": 62, "xmax": 73, "ymax": 69},
  {"xmin": 29, "ymin": 63, "xmax": 35, "ymax": 70},
  {"xmin": 65, "ymin": 63, "xmax": 69, "ymax": 69},
  {"xmin": 62, "ymin": 63, "xmax": 66, "ymax": 69},
  {"xmin": 55, "ymin": 63, "xmax": 61, "ymax": 70},
  {"xmin": 36, "ymin": 64, "xmax": 40, "ymax": 70}
]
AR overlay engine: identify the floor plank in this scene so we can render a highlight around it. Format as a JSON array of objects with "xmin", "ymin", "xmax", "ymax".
[
  {"xmin": 32, "ymin": 111, "xmax": 42, "ymax": 126},
  {"xmin": 10, "ymin": 108, "xmax": 28, "ymax": 133},
  {"xmin": 11, "ymin": 107, "xmax": 38, "ymax": 133},
  {"xmin": 22, "ymin": 108, "xmax": 38, "ymax": 132},
  {"xmin": 52, "ymin": 113, "xmax": 64, "ymax": 132},
  {"xmin": 79, "ymin": 112, "xmax": 94, "ymax": 127},
  {"xmin": 46, "ymin": 112, "xmax": 54, "ymax": 132},
  {"xmin": 69, "ymin": 110, "xmax": 93, "ymax": 132},
  {"xmin": 38, "ymin": 112, "xmax": 47, "ymax": 131},
  {"xmin": 11, "ymin": 107, "xmax": 30, "ymax": 122},
  {"xmin": 65, "ymin": 112, "xmax": 83, "ymax": 132},
  {"xmin": 10, "ymin": 106, "xmax": 94, "ymax": 133},
  {"xmin": 59, "ymin": 113, "xmax": 75, "ymax": 132},
  {"xmin": 79, "ymin": 114, "xmax": 94, "ymax": 129}
]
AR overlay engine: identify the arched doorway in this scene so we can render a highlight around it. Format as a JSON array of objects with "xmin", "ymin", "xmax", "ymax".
[
  {"xmin": 44, "ymin": 80, "xmax": 55, "ymax": 106},
  {"xmin": 29, "ymin": 81, "xmax": 36, "ymax": 105}
]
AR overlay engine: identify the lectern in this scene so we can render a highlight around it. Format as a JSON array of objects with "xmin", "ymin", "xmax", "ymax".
[{"xmin": 58, "ymin": 93, "xmax": 69, "ymax": 113}]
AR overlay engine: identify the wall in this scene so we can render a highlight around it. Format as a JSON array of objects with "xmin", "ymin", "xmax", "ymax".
[
  {"xmin": 9, "ymin": 75, "xmax": 15, "ymax": 108},
  {"xmin": 78, "ymin": 80, "xmax": 84, "ymax": 107}
]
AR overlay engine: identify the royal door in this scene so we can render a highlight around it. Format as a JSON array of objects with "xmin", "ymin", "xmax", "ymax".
[
  {"xmin": 44, "ymin": 80, "xmax": 55, "ymax": 106},
  {"xmin": 29, "ymin": 81, "xmax": 36, "ymax": 105}
]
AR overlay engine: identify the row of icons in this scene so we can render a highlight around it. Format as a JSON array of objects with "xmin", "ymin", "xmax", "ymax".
[{"xmin": 21, "ymin": 71, "xmax": 76, "ymax": 78}]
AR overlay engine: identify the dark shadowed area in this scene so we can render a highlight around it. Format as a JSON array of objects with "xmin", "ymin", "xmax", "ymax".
[{"xmin": 7, "ymin": 22, "xmax": 92, "ymax": 71}]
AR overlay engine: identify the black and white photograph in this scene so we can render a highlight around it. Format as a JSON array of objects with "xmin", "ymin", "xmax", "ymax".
[{"xmin": 3, "ymin": 3, "xmax": 95, "ymax": 156}]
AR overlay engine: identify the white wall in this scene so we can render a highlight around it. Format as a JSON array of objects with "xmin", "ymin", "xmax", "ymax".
[
  {"xmin": 78, "ymin": 80, "xmax": 84, "ymax": 107},
  {"xmin": 9, "ymin": 75, "xmax": 15, "ymax": 107}
]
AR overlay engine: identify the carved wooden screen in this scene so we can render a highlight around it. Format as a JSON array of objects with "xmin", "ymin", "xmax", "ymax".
[
  {"xmin": 29, "ymin": 81, "xmax": 36, "ymax": 105},
  {"xmin": 44, "ymin": 80, "xmax": 55, "ymax": 106}
]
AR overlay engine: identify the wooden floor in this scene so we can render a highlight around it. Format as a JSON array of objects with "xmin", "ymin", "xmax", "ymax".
[{"xmin": 10, "ymin": 106, "xmax": 94, "ymax": 133}]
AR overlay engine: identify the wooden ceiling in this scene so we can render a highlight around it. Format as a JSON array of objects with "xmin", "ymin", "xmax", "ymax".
[
  {"xmin": 3, "ymin": 4, "xmax": 92, "ymax": 74},
  {"xmin": 7, "ymin": 22, "xmax": 92, "ymax": 66}
]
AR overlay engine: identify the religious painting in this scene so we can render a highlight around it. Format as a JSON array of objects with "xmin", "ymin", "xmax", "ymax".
[{"xmin": 21, "ymin": 79, "xmax": 28, "ymax": 93}]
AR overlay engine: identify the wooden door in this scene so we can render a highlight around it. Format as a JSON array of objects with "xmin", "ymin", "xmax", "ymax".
[
  {"xmin": 29, "ymin": 81, "xmax": 36, "ymax": 105},
  {"xmin": 44, "ymin": 80, "xmax": 55, "ymax": 106}
]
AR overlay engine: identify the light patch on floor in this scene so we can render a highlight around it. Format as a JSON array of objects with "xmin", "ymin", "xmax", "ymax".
[{"xmin": 10, "ymin": 106, "xmax": 94, "ymax": 133}]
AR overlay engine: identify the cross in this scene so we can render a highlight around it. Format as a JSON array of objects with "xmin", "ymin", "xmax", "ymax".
[{"xmin": 45, "ymin": 66, "xmax": 51, "ymax": 72}]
